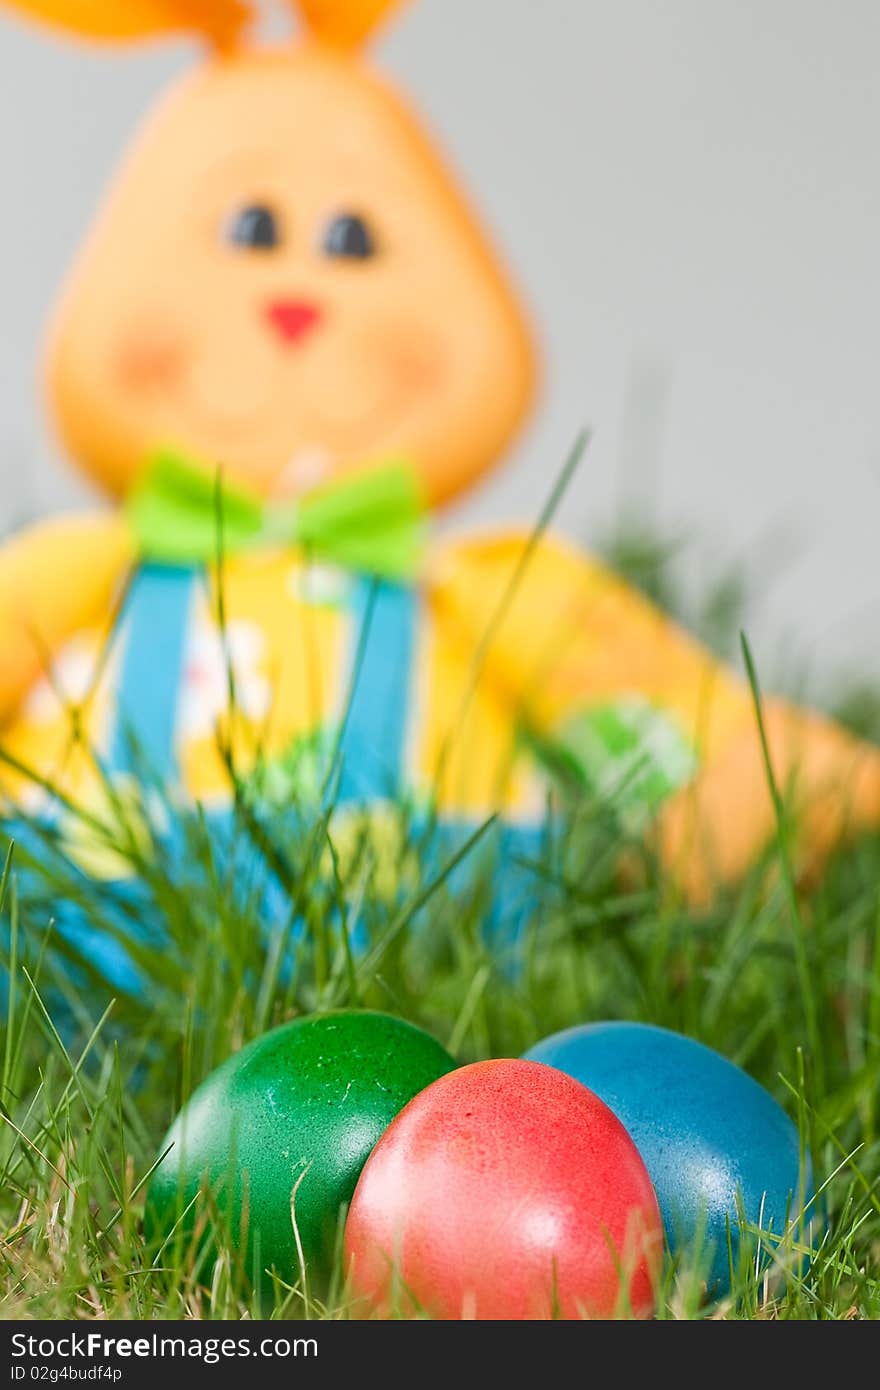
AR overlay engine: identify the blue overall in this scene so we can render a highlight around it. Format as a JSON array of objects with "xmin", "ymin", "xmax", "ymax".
[{"xmin": 3, "ymin": 565, "xmax": 548, "ymax": 995}]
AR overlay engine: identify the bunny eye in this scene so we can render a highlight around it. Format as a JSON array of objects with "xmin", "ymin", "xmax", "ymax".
[
  {"xmin": 226, "ymin": 204, "xmax": 281, "ymax": 251},
  {"xmin": 322, "ymin": 213, "xmax": 376, "ymax": 261}
]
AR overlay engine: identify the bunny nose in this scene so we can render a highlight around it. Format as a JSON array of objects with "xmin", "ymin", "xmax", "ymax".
[{"xmin": 265, "ymin": 298, "xmax": 323, "ymax": 344}]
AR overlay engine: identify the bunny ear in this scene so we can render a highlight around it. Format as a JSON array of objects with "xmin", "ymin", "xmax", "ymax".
[
  {"xmin": 0, "ymin": 0, "xmax": 252, "ymax": 48},
  {"xmin": 294, "ymin": 0, "xmax": 409, "ymax": 50}
]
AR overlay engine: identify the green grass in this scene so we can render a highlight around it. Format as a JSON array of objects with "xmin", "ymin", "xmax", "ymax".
[{"xmin": 1, "ymin": 521, "xmax": 879, "ymax": 1321}]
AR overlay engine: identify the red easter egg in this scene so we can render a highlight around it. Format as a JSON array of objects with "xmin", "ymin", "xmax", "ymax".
[{"xmin": 344, "ymin": 1059, "xmax": 663, "ymax": 1319}]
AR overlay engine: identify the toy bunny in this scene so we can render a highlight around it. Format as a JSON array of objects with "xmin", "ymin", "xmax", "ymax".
[{"xmin": 1, "ymin": 0, "xmax": 879, "ymax": 978}]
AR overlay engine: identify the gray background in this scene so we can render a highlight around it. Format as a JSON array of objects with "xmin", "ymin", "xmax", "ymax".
[{"xmin": 1, "ymin": 0, "xmax": 878, "ymax": 695}]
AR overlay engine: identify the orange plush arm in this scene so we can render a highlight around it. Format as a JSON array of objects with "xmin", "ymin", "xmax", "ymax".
[
  {"xmin": 428, "ymin": 528, "xmax": 752, "ymax": 757},
  {"xmin": 0, "ymin": 513, "xmax": 134, "ymax": 724},
  {"xmin": 428, "ymin": 529, "xmax": 880, "ymax": 897},
  {"xmin": 658, "ymin": 691, "xmax": 880, "ymax": 902}
]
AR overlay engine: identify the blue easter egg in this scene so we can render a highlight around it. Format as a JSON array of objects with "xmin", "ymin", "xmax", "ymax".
[{"xmin": 525, "ymin": 1022, "xmax": 810, "ymax": 1293}]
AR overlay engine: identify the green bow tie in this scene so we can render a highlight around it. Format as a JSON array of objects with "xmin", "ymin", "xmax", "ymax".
[{"xmin": 127, "ymin": 449, "xmax": 427, "ymax": 581}]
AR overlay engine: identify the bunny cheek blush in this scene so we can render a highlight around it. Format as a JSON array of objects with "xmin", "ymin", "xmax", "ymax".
[
  {"xmin": 344, "ymin": 1059, "xmax": 663, "ymax": 1320},
  {"xmin": 144, "ymin": 1011, "xmax": 456, "ymax": 1287}
]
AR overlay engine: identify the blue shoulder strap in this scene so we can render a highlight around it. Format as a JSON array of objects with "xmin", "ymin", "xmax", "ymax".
[
  {"xmin": 335, "ymin": 577, "xmax": 418, "ymax": 805},
  {"xmin": 107, "ymin": 563, "xmax": 198, "ymax": 783}
]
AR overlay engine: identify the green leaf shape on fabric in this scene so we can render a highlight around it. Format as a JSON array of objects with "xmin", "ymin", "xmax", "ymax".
[{"xmin": 534, "ymin": 697, "xmax": 699, "ymax": 830}]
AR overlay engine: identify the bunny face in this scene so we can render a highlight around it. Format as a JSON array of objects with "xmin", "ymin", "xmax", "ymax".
[{"xmin": 47, "ymin": 44, "xmax": 537, "ymax": 507}]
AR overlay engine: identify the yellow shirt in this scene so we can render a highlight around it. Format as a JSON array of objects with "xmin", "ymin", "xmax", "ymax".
[{"xmin": 0, "ymin": 530, "xmax": 754, "ymax": 840}]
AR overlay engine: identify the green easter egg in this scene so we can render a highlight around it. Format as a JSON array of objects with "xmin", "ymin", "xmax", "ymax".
[{"xmin": 145, "ymin": 1010, "xmax": 456, "ymax": 1287}]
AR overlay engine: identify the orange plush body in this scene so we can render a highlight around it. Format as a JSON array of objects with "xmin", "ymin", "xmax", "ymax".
[{"xmin": 0, "ymin": 0, "xmax": 877, "ymax": 927}]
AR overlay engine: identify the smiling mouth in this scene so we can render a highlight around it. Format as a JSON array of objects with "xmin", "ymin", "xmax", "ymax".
[
  {"xmin": 124, "ymin": 314, "xmax": 416, "ymax": 468},
  {"xmin": 161, "ymin": 380, "xmax": 410, "ymax": 499}
]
